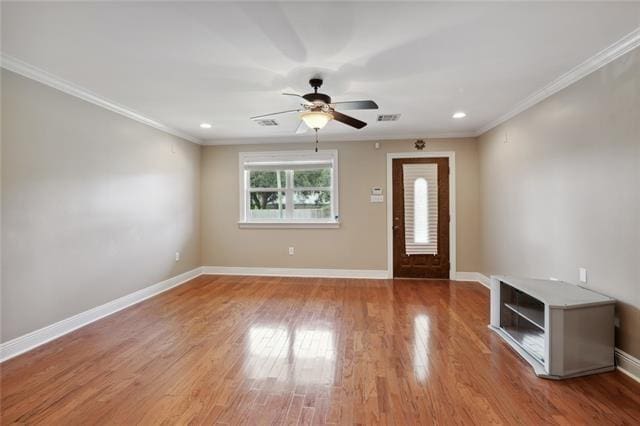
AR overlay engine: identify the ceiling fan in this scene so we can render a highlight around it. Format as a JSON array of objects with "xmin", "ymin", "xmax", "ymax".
[{"xmin": 250, "ymin": 78, "xmax": 379, "ymax": 134}]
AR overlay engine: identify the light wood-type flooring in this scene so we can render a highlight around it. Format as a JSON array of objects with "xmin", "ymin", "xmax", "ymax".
[{"xmin": 1, "ymin": 275, "xmax": 639, "ymax": 425}]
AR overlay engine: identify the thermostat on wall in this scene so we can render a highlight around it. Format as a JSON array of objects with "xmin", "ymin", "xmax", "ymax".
[{"xmin": 371, "ymin": 187, "xmax": 383, "ymax": 195}]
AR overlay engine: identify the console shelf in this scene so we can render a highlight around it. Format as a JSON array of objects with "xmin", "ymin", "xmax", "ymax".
[
  {"xmin": 489, "ymin": 275, "xmax": 615, "ymax": 379},
  {"xmin": 503, "ymin": 303, "xmax": 544, "ymax": 330}
]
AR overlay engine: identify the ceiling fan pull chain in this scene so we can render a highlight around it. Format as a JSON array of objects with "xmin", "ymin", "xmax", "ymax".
[{"xmin": 315, "ymin": 129, "xmax": 319, "ymax": 153}]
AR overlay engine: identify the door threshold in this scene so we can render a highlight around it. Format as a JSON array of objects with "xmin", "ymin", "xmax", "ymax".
[{"xmin": 392, "ymin": 277, "xmax": 451, "ymax": 281}]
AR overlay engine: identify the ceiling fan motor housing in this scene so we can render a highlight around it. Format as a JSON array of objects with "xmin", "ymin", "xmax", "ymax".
[
  {"xmin": 303, "ymin": 92, "xmax": 331, "ymax": 105},
  {"xmin": 303, "ymin": 78, "xmax": 331, "ymax": 105}
]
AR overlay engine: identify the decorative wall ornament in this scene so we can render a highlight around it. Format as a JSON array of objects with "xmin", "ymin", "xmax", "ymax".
[{"xmin": 414, "ymin": 139, "xmax": 426, "ymax": 150}]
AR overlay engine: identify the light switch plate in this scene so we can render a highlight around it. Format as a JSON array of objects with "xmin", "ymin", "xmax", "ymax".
[{"xmin": 579, "ymin": 267, "xmax": 587, "ymax": 283}]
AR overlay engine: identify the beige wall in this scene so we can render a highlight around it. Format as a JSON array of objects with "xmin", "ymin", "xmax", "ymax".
[
  {"xmin": 201, "ymin": 138, "xmax": 480, "ymax": 272},
  {"xmin": 478, "ymin": 49, "xmax": 639, "ymax": 357},
  {"xmin": 5, "ymin": 46, "xmax": 636, "ymax": 361},
  {"xmin": 1, "ymin": 70, "xmax": 202, "ymax": 342}
]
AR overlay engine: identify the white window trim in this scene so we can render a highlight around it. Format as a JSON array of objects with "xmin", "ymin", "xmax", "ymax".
[{"xmin": 238, "ymin": 150, "xmax": 340, "ymax": 228}]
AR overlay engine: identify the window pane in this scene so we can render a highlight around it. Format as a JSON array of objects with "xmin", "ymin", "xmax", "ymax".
[
  {"xmin": 249, "ymin": 170, "xmax": 285, "ymax": 188},
  {"xmin": 293, "ymin": 190, "xmax": 331, "ymax": 219},
  {"xmin": 249, "ymin": 191, "xmax": 286, "ymax": 220},
  {"xmin": 293, "ymin": 169, "xmax": 330, "ymax": 188},
  {"xmin": 414, "ymin": 178, "xmax": 428, "ymax": 243}
]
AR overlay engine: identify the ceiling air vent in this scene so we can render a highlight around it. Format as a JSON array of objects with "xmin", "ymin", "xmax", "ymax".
[
  {"xmin": 255, "ymin": 119, "xmax": 278, "ymax": 126},
  {"xmin": 377, "ymin": 114, "xmax": 401, "ymax": 122}
]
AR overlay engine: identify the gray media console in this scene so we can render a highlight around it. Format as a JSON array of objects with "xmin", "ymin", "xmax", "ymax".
[{"xmin": 489, "ymin": 275, "xmax": 615, "ymax": 379}]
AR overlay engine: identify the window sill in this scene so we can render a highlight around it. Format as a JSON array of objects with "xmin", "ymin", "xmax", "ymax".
[{"xmin": 238, "ymin": 221, "xmax": 341, "ymax": 229}]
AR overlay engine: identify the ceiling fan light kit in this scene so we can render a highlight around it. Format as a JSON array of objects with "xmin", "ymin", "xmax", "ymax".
[{"xmin": 301, "ymin": 110, "xmax": 332, "ymax": 130}]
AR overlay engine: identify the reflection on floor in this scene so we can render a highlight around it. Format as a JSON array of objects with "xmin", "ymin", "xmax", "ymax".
[
  {"xmin": 247, "ymin": 325, "xmax": 336, "ymax": 384},
  {"xmin": 412, "ymin": 314, "xmax": 430, "ymax": 383},
  {"xmin": 1, "ymin": 275, "xmax": 639, "ymax": 425}
]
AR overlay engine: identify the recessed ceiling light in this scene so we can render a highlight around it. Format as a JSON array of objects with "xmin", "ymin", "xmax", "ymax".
[
  {"xmin": 452, "ymin": 112, "xmax": 467, "ymax": 119},
  {"xmin": 200, "ymin": 123, "xmax": 212, "ymax": 129}
]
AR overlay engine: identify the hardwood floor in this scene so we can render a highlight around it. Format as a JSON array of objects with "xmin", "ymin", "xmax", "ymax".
[{"xmin": 1, "ymin": 275, "xmax": 639, "ymax": 425}]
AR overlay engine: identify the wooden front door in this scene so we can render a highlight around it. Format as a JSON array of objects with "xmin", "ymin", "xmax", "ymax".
[{"xmin": 392, "ymin": 157, "xmax": 450, "ymax": 278}]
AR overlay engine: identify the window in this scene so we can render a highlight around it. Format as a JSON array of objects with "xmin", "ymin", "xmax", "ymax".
[
  {"xmin": 403, "ymin": 163, "xmax": 438, "ymax": 254},
  {"xmin": 413, "ymin": 178, "xmax": 428, "ymax": 243},
  {"xmin": 239, "ymin": 150, "xmax": 339, "ymax": 227}
]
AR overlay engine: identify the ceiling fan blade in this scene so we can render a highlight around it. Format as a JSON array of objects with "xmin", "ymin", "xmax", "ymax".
[
  {"xmin": 295, "ymin": 120, "xmax": 308, "ymax": 134},
  {"xmin": 250, "ymin": 109, "xmax": 300, "ymax": 120},
  {"xmin": 332, "ymin": 100, "xmax": 378, "ymax": 110},
  {"xmin": 331, "ymin": 110, "xmax": 367, "ymax": 129},
  {"xmin": 282, "ymin": 93, "xmax": 313, "ymax": 105}
]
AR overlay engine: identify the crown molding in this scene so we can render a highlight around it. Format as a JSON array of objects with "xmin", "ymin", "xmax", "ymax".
[
  {"xmin": 5, "ymin": 25, "xmax": 638, "ymax": 145},
  {"xmin": 0, "ymin": 53, "xmax": 202, "ymax": 144},
  {"xmin": 203, "ymin": 131, "xmax": 477, "ymax": 146},
  {"xmin": 475, "ymin": 27, "xmax": 640, "ymax": 136}
]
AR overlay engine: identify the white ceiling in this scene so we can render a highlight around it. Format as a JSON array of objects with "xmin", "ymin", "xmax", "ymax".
[{"xmin": 2, "ymin": 1, "xmax": 639, "ymax": 144}]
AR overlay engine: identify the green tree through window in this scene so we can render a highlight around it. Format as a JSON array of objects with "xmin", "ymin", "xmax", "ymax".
[
  {"xmin": 294, "ymin": 169, "xmax": 331, "ymax": 206},
  {"xmin": 249, "ymin": 171, "xmax": 285, "ymax": 210}
]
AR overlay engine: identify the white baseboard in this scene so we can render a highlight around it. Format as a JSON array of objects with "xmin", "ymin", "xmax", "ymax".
[
  {"xmin": 202, "ymin": 266, "xmax": 389, "ymax": 279},
  {"xmin": 6, "ymin": 264, "xmax": 638, "ymax": 386},
  {"xmin": 615, "ymin": 348, "xmax": 640, "ymax": 383},
  {"xmin": 0, "ymin": 267, "xmax": 203, "ymax": 363},
  {"xmin": 454, "ymin": 272, "xmax": 491, "ymax": 288}
]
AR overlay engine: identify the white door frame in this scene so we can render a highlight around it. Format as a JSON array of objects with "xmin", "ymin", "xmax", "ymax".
[{"xmin": 386, "ymin": 151, "xmax": 456, "ymax": 279}]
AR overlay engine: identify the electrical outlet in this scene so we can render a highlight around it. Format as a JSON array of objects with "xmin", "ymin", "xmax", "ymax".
[
  {"xmin": 579, "ymin": 267, "xmax": 587, "ymax": 283},
  {"xmin": 175, "ymin": 251, "xmax": 180, "ymax": 262},
  {"xmin": 288, "ymin": 247, "xmax": 295, "ymax": 256}
]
